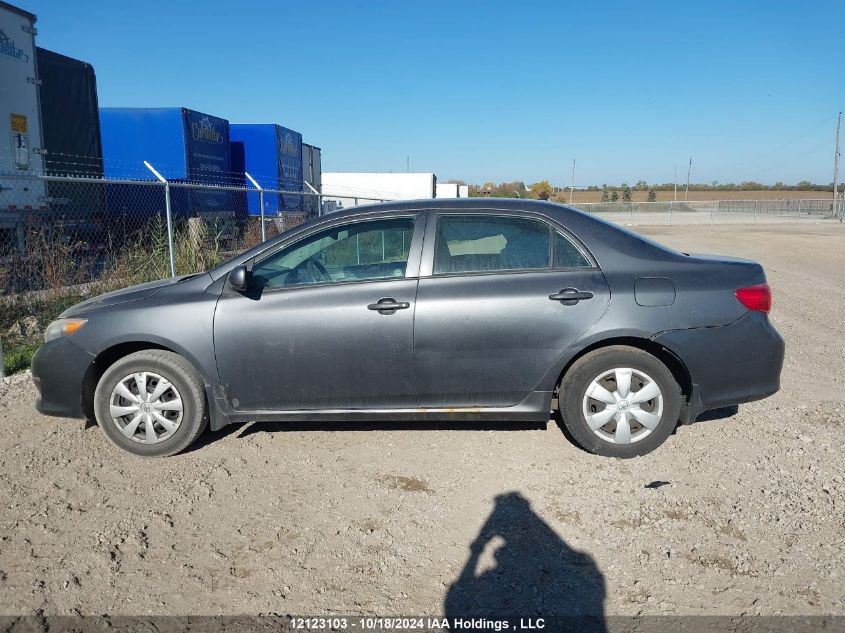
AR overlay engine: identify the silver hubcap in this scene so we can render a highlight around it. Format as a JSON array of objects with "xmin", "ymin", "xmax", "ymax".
[
  {"xmin": 582, "ymin": 367, "xmax": 663, "ymax": 445},
  {"xmin": 108, "ymin": 371, "xmax": 183, "ymax": 444}
]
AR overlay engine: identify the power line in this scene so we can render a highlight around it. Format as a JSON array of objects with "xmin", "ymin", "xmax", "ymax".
[
  {"xmin": 755, "ymin": 140, "xmax": 831, "ymax": 174},
  {"xmin": 732, "ymin": 113, "xmax": 837, "ymax": 169}
]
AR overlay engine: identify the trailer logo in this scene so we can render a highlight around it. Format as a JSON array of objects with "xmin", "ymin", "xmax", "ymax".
[
  {"xmin": 280, "ymin": 132, "xmax": 297, "ymax": 156},
  {"xmin": 0, "ymin": 29, "xmax": 30, "ymax": 63},
  {"xmin": 190, "ymin": 116, "xmax": 224, "ymax": 144}
]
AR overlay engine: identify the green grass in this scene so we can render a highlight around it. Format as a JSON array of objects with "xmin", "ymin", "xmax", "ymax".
[
  {"xmin": 3, "ymin": 342, "xmax": 40, "ymax": 376},
  {"xmin": 0, "ymin": 216, "xmax": 231, "ymax": 375}
]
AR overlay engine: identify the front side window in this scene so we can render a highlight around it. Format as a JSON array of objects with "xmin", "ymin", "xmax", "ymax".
[
  {"xmin": 433, "ymin": 215, "xmax": 550, "ymax": 274},
  {"xmin": 252, "ymin": 218, "xmax": 415, "ymax": 289}
]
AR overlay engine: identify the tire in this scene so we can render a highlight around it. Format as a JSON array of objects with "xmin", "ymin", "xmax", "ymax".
[
  {"xmin": 558, "ymin": 345, "xmax": 681, "ymax": 458},
  {"xmin": 93, "ymin": 350, "xmax": 208, "ymax": 457}
]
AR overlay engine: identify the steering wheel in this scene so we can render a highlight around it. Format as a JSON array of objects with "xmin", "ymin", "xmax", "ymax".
[{"xmin": 305, "ymin": 257, "xmax": 332, "ymax": 283}]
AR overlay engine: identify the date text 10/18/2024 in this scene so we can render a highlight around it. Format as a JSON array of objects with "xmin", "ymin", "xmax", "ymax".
[{"xmin": 291, "ymin": 617, "xmax": 548, "ymax": 631}]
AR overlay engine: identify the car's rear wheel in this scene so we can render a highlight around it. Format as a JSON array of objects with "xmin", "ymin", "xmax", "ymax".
[
  {"xmin": 558, "ymin": 346, "xmax": 681, "ymax": 458},
  {"xmin": 93, "ymin": 350, "xmax": 208, "ymax": 457}
]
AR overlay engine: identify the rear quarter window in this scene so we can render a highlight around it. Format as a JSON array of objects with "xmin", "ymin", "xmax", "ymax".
[{"xmin": 554, "ymin": 231, "xmax": 592, "ymax": 269}]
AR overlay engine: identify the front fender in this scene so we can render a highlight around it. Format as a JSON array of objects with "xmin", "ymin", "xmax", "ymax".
[{"xmin": 86, "ymin": 332, "xmax": 232, "ymax": 433}]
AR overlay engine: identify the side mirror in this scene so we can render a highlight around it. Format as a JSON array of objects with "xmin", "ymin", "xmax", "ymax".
[{"xmin": 228, "ymin": 265, "xmax": 250, "ymax": 292}]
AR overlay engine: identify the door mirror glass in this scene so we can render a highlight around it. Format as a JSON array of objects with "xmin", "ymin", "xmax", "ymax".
[{"xmin": 228, "ymin": 265, "xmax": 250, "ymax": 291}]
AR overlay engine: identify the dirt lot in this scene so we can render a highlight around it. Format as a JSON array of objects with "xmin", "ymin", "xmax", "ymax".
[{"xmin": 0, "ymin": 224, "xmax": 843, "ymax": 618}]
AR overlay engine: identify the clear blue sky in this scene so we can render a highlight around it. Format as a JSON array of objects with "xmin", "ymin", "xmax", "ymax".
[{"xmin": 24, "ymin": 0, "xmax": 845, "ymax": 187}]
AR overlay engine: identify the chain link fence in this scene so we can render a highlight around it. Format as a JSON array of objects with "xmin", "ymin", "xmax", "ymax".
[{"xmin": 572, "ymin": 198, "xmax": 844, "ymax": 225}]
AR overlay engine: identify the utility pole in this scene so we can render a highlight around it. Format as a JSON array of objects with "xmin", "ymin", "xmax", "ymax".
[
  {"xmin": 684, "ymin": 157, "xmax": 692, "ymax": 202},
  {"xmin": 569, "ymin": 159, "xmax": 576, "ymax": 204},
  {"xmin": 833, "ymin": 112, "xmax": 841, "ymax": 220},
  {"xmin": 406, "ymin": 156, "xmax": 410, "ymax": 173},
  {"xmin": 673, "ymin": 165, "xmax": 678, "ymax": 201}
]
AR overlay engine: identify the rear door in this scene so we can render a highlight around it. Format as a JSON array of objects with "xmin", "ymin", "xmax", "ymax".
[{"xmin": 413, "ymin": 211, "xmax": 610, "ymax": 408}]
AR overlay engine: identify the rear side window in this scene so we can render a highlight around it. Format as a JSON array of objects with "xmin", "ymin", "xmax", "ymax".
[
  {"xmin": 554, "ymin": 231, "xmax": 592, "ymax": 269},
  {"xmin": 434, "ymin": 215, "xmax": 550, "ymax": 274}
]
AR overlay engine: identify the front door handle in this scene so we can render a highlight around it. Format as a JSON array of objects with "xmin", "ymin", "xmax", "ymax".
[
  {"xmin": 549, "ymin": 288, "xmax": 594, "ymax": 304},
  {"xmin": 367, "ymin": 298, "xmax": 411, "ymax": 314}
]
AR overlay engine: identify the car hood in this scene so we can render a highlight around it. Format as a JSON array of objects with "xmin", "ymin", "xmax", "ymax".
[{"xmin": 60, "ymin": 274, "xmax": 200, "ymax": 317}]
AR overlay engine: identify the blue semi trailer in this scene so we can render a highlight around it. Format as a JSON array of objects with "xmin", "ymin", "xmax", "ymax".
[
  {"xmin": 99, "ymin": 107, "xmax": 246, "ymax": 219},
  {"xmin": 229, "ymin": 123, "xmax": 303, "ymax": 214}
]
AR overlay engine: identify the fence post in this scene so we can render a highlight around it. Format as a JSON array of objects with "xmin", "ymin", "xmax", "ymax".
[
  {"xmin": 163, "ymin": 183, "xmax": 176, "ymax": 275},
  {"xmin": 754, "ymin": 199, "xmax": 758, "ymax": 223},
  {"xmin": 260, "ymin": 190, "xmax": 266, "ymax": 238},
  {"xmin": 144, "ymin": 161, "xmax": 176, "ymax": 277},
  {"xmin": 304, "ymin": 181, "xmax": 322, "ymax": 218},
  {"xmin": 244, "ymin": 172, "xmax": 265, "ymax": 242}
]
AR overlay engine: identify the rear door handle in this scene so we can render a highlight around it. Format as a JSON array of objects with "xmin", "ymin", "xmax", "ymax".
[
  {"xmin": 367, "ymin": 297, "xmax": 411, "ymax": 314},
  {"xmin": 549, "ymin": 288, "xmax": 594, "ymax": 304}
]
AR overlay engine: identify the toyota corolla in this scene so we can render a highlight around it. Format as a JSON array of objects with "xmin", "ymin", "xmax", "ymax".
[{"xmin": 31, "ymin": 199, "xmax": 784, "ymax": 458}]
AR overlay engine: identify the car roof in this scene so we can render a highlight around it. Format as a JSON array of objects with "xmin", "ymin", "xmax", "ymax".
[{"xmin": 326, "ymin": 197, "xmax": 576, "ymax": 219}]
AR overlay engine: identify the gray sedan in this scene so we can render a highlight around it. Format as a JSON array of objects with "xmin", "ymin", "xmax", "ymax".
[{"xmin": 32, "ymin": 199, "xmax": 784, "ymax": 458}]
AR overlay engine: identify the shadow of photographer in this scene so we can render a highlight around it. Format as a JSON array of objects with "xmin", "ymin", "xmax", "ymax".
[{"xmin": 445, "ymin": 492, "xmax": 606, "ymax": 631}]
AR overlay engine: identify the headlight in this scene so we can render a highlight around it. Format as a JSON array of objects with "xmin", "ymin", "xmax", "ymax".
[{"xmin": 44, "ymin": 318, "xmax": 88, "ymax": 343}]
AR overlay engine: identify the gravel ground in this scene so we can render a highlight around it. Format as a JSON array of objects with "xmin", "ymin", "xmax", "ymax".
[{"xmin": 0, "ymin": 223, "xmax": 843, "ymax": 617}]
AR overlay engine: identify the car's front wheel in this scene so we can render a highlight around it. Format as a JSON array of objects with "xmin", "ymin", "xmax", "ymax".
[
  {"xmin": 558, "ymin": 346, "xmax": 681, "ymax": 458},
  {"xmin": 93, "ymin": 350, "xmax": 208, "ymax": 457}
]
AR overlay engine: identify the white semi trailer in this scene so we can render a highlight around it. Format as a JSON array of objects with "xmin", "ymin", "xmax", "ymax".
[
  {"xmin": 321, "ymin": 172, "xmax": 437, "ymax": 208},
  {"xmin": 0, "ymin": 1, "xmax": 46, "ymax": 246}
]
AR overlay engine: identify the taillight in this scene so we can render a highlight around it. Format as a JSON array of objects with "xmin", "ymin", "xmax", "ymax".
[{"xmin": 735, "ymin": 283, "xmax": 771, "ymax": 313}]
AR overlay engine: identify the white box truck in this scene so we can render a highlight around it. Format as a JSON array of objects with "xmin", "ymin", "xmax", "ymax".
[
  {"xmin": 436, "ymin": 182, "xmax": 459, "ymax": 198},
  {"xmin": 321, "ymin": 172, "xmax": 436, "ymax": 209},
  {"xmin": 0, "ymin": 1, "xmax": 46, "ymax": 245}
]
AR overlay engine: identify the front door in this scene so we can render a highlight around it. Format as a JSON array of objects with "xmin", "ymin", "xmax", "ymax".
[
  {"xmin": 413, "ymin": 212, "xmax": 611, "ymax": 408},
  {"xmin": 213, "ymin": 215, "xmax": 423, "ymax": 412}
]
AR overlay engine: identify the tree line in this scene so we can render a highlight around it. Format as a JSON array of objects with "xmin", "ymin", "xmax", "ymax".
[{"xmin": 446, "ymin": 179, "xmax": 843, "ymax": 201}]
